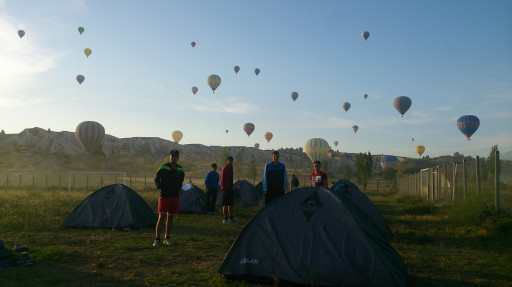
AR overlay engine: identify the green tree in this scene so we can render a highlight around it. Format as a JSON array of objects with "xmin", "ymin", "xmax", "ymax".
[
  {"xmin": 355, "ymin": 152, "xmax": 373, "ymax": 190},
  {"xmin": 234, "ymin": 150, "xmax": 244, "ymax": 179},
  {"xmin": 246, "ymin": 159, "xmax": 257, "ymax": 184},
  {"xmin": 379, "ymin": 167, "xmax": 397, "ymax": 181},
  {"xmin": 342, "ymin": 165, "xmax": 353, "ymax": 180},
  {"xmin": 487, "ymin": 145, "xmax": 502, "ymax": 181}
]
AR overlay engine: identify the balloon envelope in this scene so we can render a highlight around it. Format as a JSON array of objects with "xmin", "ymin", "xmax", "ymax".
[
  {"xmin": 380, "ymin": 155, "xmax": 398, "ymax": 168},
  {"xmin": 304, "ymin": 138, "xmax": 330, "ymax": 163},
  {"xmin": 234, "ymin": 66, "xmax": 240, "ymax": 74},
  {"xmin": 75, "ymin": 121, "xmax": 105, "ymax": 152},
  {"xmin": 76, "ymin": 75, "xmax": 85, "ymax": 85},
  {"xmin": 290, "ymin": 92, "xmax": 298, "ymax": 102},
  {"xmin": 457, "ymin": 115, "xmax": 480, "ymax": 140},
  {"xmin": 172, "ymin": 130, "xmax": 183, "ymax": 143},
  {"xmin": 352, "ymin": 125, "xmax": 359, "ymax": 134},
  {"xmin": 207, "ymin": 74, "xmax": 221, "ymax": 92},
  {"xmin": 415, "ymin": 145, "xmax": 425, "ymax": 156},
  {"xmin": 191, "ymin": 41, "xmax": 196, "ymax": 47},
  {"xmin": 363, "ymin": 94, "xmax": 368, "ymax": 99},
  {"xmin": 84, "ymin": 48, "xmax": 92, "ymax": 57},
  {"xmin": 78, "ymin": 27, "xmax": 84, "ymax": 34},
  {"xmin": 342, "ymin": 102, "xmax": 351, "ymax": 113},
  {"xmin": 334, "ymin": 140, "xmax": 338, "ymax": 147},
  {"xmin": 254, "ymin": 68, "xmax": 260, "ymax": 76},
  {"xmin": 254, "ymin": 143, "xmax": 260, "ymax": 149},
  {"xmin": 362, "ymin": 31, "xmax": 370, "ymax": 41},
  {"xmin": 18, "ymin": 30, "xmax": 25, "ymax": 38},
  {"xmin": 243, "ymin": 123, "xmax": 255, "ymax": 137},
  {"xmin": 264, "ymin": 132, "xmax": 273, "ymax": 143},
  {"xmin": 393, "ymin": 96, "xmax": 412, "ymax": 117},
  {"xmin": 191, "ymin": 86, "xmax": 198, "ymax": 95}
]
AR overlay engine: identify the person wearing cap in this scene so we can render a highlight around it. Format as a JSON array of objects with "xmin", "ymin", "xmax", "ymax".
[
  {"xmin": 219, "ymin": 156, "xmax": 237, "ymax": 223},
  {"xmin": 263, "ymin": 151, "xmax": 287, "ymax": 204},
  {"xmin": 204, "ymin": 163, "xmax": 220, "ymax": 215},
  {"xmin": 310, "ymin": 160, "xmax": 328, "ymax": 188},
  {"xmin": 153, "ymin": 149, "xmax": 185, "ymax": 246}
]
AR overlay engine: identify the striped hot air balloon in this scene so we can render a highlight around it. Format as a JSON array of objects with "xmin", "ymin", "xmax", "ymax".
[
  {"xmin": 75, "ymin": 121, "xmax": 105, "ymax": 152},
  {"xmin": 172, "ymin": 130, "xmax": 183, "ymax": 143},
  {"xmin": 304, "ymin": 138, "xmax": 331, "ymax": 163},
  {"xmin": 264, "ymin": 132, "xmax": 273, "ymax": 143},
  {"xmin": 393, "ymin": 96, "xmax": 412, "ymax": 117},
  {"xmin": 207, "ymin": 74, "xmax": 221, "ymax": 92},
  {"xmin": 380, "ymin": 155, "xmax": 399, "ymax": 168},
  {"xmin": 457, "ymin": 115, "xmax": 480, "ymax": 140},
  {"xmin": 243, "ymin": 123, "xmax": 255, "ymax": 137},
  {"xmin": 415, "ymin": 145, "xmax": 425, "ymax": 156}
]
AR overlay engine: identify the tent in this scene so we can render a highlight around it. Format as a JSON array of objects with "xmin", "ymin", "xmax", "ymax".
[
  {"xmin": 233, "ymin": 180, "xmax": 258, "ymax": 206},
  {"xmin": 178, "ymin": 184, "xmax": 207, "ymax": 214},
  {"xmin": 219, "ymin": 187, "xmax": 406, "ymax": 286},
  {"xmin": 253, "ymin": 181, "xmax": 264, "ymax": 201},
  {"xmin": 330, "ymin": 179, "xmax": 392, "ymax": 236},
  {"xmin": 62, "ymin": 184, "xmax": 156, "ymax": 229}
]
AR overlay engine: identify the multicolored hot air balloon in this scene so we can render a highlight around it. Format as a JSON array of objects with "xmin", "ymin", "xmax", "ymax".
[
  {"xmin": 290, "ymin": 92, "xmax": 298, "ymax": 102},
  {"xmin": 84, "ymin": 48, "xmax": 92, "ymax": 57},
  {"xmin": 393, "ymin": 96, "xmax": 412, "ymax": 117},
  {"xmin": 76, "ymin": 75, "xmax": 85, "ymax": 85},
  {"xmin": 191, "ymin": 86, "xmax": 198, "ymax": 95},
  {"xmin": 75, "ymin": 121, "xmax": 105, "ymax": 152},
  {"xmin": 243, "ymin": 123, "xmax": 255, "ymax": 137},
  {"xmin": 18, "ymin": 30, "xmax": 25, "ymax": 38},
  {"xmin": 304, "ymin": 138, "xmax": 330, "ymax": 163},
  {"xmin": 78, "ymin": 27, "xmax": 84, "ymax": 34},
  {"xmin": 172, "ymin": 130, "xmax": 183, "ymax": 143},
  {"xmin": 234, "ymin": 66, "xmax": 240, "ymax": 74},
  {"xmin": 352, "ymin": 125, "xmax": 359, "ymax": 134},
  {"xmin": 362, "ymin": 31, "xmax": 370, "ymax": 41},
  {"xmin": 363, "ymin": 94, "xmax": 368, "ymax": 99},
  {"xmin": 254, "ymin": 143, "xmax": 260, "ymax": 149},
  {"xmin": 191, "ymin": 41, "xmax": 196, "ymax": 48},
  {"xmin": 342, "ymin": 102, "xmax": 351, "ymax": 113},
  {"xmin": 264, "ymin": 132, "xmax": 273, "ymax": 143},
  {"xmin": 380, "ymin": 155, "xmax": 398, "ymax": 168},
  {"xmin": 207, "ymin": 74, "xmax": 221, "ymax": 92},
  {"xmin": 415, "ymin": 145, "xmax": 425, "ymax": 156},
  {"xmin": 334, "ymin": 140, "xmax": 338, "ymax": 147},
  {"xmin": 457, "ymin": 115, "xmax": 480, "ymax": 140},
  {"xmin": 254, "ymin": 68, "xmax": 260, "ymax": 76}
]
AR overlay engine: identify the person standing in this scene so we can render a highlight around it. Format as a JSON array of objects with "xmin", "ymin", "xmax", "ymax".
[
  {"xmin": 263, "ymin": 151, "xmax": 287, "ymax": 205},
  {"xmin": 220, "ymin": 156, "xmax": 237, "ymax": 223},
  {"xmin": 204, "ymin": 163, "xmax": 219, "ymax": 215},
  {"xmin": 290, "ymin": 174, "xmax": 300, "ymax": 190},
  {"xmin": 153, "ymin": 149, "xmax": 185, "ymax": 246},
  {"xmin": 310, "ymin": 160, "xmax": 328, "ymax": 188}
]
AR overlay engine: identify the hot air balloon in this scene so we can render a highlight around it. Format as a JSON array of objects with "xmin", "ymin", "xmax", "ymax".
[
  {"xmin": 342, "ymin": 102, "xmax": 351, "ymax": 113},
  {"xmin": 363, "ymin": 94, "xmax": 368, "ymax": 99},
  {"xmin": 243, "ymin": 123, "xmax": 255, "ymax": 137},
  {"xmin": 84, "ymin": 48, "xmax": 92, "ymax": 57},
  {"xmin": 415, "ymin": 145, "xmax": 425, "ymax": 156},
  {"xmin": 393, "ymin": 96, "xmax": 412, "ymax": 117},
  {"xmin": 18, "ymin": 30, "xmax": 25, "ymax": 38},
  {"xmin": 290, "ymin": 92, "xmax": 298, "ymax": 102},
  {"xmin": 304, "ymin": 138, "xmax": 330, "ymax": 163},
  {"xmin": 264, "ymin": 132, "xmax": 273, "ymax": 143},
  {"xmin": 234, "ymin": 66, "xmax": 240, "ymax": 74},
  {"xmin": 457, "ymin": 115, "xmax": 480, "ymax": 140},
  {"xmin": 191, "ymin": 41, "xmax": 196, "ymax": 48},
  {"xmin": 334, "ymin": 141, "xmax": 338, "ymax": 147},
  {"xmin": 412, "ymin": 138, "xmax": 415, "ymax": 142},
  {"xmin": 254, "ymin": 68, "xmax": 260, "ymax": 76},
  {"xmin": 172, "ymin": 130, "xmax": 183, "ymax": 143},
  {"xmin": 362, "ymin": 31, "xmax": 370, "ymax": 41},
  {"xmin": 207, "ymin": 74, "xmax": 221, "ymax": 92},
  {"xmin": 78, "ymin": 27, "xmax": 84, "ymax": 34},
  {"xmin": 75, "ymin": 121, "xmax": 105, "ymax": 152},
  {"xmin": 76, "ymin": 75, "xmax": 85, "ymax": 85},
  {"xmin": 254, "ymin": 143, "xmax": 260, "ymax": 149},
  {"xmin": 380, "ymin": 155, "xmax": 398, "ymax": 168},
  {"xmin": 226, "ymin": 130, "xmax": 229, "ymax": 133},
  {"xmin": 191, "ymin": 86, "xmax": 198, "ymax": 95},
  {"xmin": 352, "ymin": 125, "xmax": 359, "ymax": 134}
]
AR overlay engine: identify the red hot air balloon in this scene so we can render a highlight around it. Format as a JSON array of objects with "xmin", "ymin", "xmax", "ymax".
[
  {"xmin": 254, "ymin": 143, "xmax": 260, "ymax": 149},
  {"xmin": 243, "ymin": 123, "xmax": 255, "ymax": 137},
  {"xmin": 191, "ymin": 41, "xmax": 196, "ymax": 48}
]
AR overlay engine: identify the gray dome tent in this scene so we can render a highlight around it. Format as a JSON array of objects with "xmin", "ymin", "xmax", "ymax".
[
  {"xmin": 330, "ymin": 179, "xmax": 392, "ymax": 236},
  {"xmin": 178, "ymin": 184, "xmax": 207, "ymax": 214},
  {"xmin": 233, "ymin": 180, "xmax": 258, "ymax": 206},
  {"xmin": 62, "ymin": 184, "xmax": 156, "ymax": 229},
  {"xmin": 219, "ymin": 187, "xmax": 406, "ymax": 286}
]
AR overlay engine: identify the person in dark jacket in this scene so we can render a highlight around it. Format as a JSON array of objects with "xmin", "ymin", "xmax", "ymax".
[
  {"xmin": 204, "ymin": 163, "xmax": 219, "ymax": 215},
  {"xmin": 290, "ymin": 174, "xmax": 300, "ymax": 190},
  {"xmin": 219, "ymin": 156, "xmax": 237, "ymax": 223},
  {"xmin": 263, "ymin": 151, "xmax": 287, "ymax": 204},
  {"xmin": 153, "ymin": 149, "xmax": 185, "ymax": 246}
]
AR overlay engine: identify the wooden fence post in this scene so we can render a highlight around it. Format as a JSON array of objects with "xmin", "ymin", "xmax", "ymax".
[
  {"xmin": 476, "ymin": 156, "xmax": 481, "ymax": 197},
  {"xmin": 495, "ymin": 150, "xmax": 500, "ymax": 209},
  {"xmin": 462, "ymin": 159, "xmax": 467, "ymax": 203},
  {"xmin": 452, "ymin": 163, "xmax": 458, "ymax": 201}
]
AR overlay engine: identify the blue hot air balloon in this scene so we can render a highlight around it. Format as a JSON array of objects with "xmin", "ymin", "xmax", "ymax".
[
  {"xmin": 457, "ymin": 115, "xmax": 480, "ymax": 140},
  {"xmin": 380, "ymin": 155, "xmax": 399, "ymax": 168}
]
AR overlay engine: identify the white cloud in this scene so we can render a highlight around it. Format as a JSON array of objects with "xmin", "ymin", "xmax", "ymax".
[
  {"xmin": 182, "ymin": 97, "xmax": 257, "ymax": 115},
  {"xmin": 70, "ymin": 0, "xmax": 88, "ymax": 12}
]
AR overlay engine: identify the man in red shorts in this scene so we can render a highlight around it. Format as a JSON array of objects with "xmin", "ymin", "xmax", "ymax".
[{"xmin": 153, "ymin": 149, "xmax": 185, "ymax": 246}]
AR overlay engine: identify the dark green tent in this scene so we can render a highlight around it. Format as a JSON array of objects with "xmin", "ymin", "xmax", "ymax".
[
  {"xmin": 233, "ymin": 180, "xmax": 258, "ymax": 206},
  {"xmin": 178, "ymin": 184, "xmax": 207, "ymax": 214},
  {"xmin": 62, "ymin": 184, "xmax": 156, "ymax": 229},
  {"xmin": 219, "ymin": 187, "xmax": 406, "ymax": 286}
]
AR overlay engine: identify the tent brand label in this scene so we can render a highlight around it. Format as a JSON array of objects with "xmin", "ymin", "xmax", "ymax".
[{"xmin": 240, "ymin": 258, "xmax": 259, "ymax": 264}]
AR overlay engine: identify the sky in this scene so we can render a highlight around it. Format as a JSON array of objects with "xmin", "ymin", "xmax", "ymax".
[{"xmin": 1, "ymin": 0, "xmax": 511, "ymax": 159}]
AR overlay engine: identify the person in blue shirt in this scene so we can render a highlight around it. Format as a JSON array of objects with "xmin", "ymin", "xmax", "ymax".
[
  {"xmin": 204, "ymin": 163, "xmax": 220, "ymax": 215},
  {"xmin": 263, "ymin": 151, "xmax": 287, "ymax": 205}
]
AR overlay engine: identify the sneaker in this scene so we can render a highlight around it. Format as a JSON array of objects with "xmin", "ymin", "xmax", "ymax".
[
  {"xmin": 223, "ymin": 219, "xmax": 231, "ymax": 224},
  {"xmin": 229, "ymin": 218, "xmax": 238, "ymax": 224},
  {"xmin": 152, "ymin": 239, "xmax": 160, "ymax": 247},
  {"xmin": 163, "ymin": 238, "xmax": 173, "ymax": 245}
]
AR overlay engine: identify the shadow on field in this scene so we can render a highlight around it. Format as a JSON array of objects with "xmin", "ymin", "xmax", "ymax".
[{"xmin": 408, "ymin": 274, "xmax": 512, "ymax": 287}]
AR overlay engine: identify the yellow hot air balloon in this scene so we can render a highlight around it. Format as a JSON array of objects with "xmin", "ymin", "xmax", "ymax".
[
  {"xmin": 264, "ymin": 132, "xmax": 273, "ymax": 143},
  {"xmin": 415, "ymin": 145, "xmax": 425, "ymax": 156},
  {"xmin": 172, "ymin": 130, "xmax": 183, "ymax": 143},
  {"xmin": 304, "ymin": 138, "xmax": 330, "ymax": 163},
  {"xmin": 207, "ymin": 74, "xmax": 221, "ymax": 92},
  {"xmin": 84, "ymin": 48, "xmax": 92, "ymax": 57}
]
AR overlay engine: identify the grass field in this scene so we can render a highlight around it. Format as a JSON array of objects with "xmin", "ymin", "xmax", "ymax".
[{"xmin": 0, "ymin": 188, "xmax": 511, "ymax": 287}]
